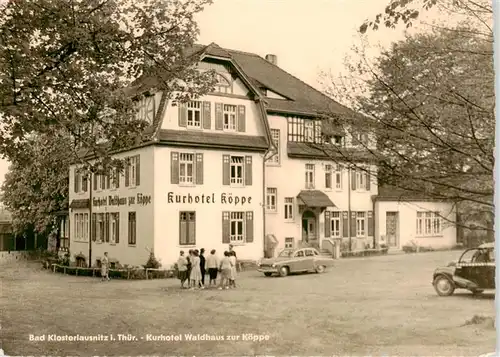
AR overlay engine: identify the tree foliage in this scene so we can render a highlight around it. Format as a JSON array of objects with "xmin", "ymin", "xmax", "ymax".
[
  {"xmin": 0, "ymin": 0, "xmax": 215, "ymax": 166},
  {"xmin": 321, "ymin": 21, "xmax": 494, "ymax": 231},
  {"xmin": 0, "ymin": 0, "xmax": 217, "ymax": 234},
  {"xmin": 0, "ymin": 133, "xmax": 71, "ymax": 234}
]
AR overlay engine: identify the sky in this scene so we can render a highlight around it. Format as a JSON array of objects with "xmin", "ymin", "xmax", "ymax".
[{"xmin": 0, "ymin": 0, "xmax": 434, "ymax": 187}]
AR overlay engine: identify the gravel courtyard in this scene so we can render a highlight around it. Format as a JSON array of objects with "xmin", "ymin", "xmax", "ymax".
[{"xmin": 0, "ymin": 250, "xmax": 495, "ymax": 356}]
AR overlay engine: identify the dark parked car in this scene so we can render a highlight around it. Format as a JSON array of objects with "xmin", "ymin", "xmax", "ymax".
[
  {"xmin": 432, "ymin": 243, "xmax": 495, "ymax": 296},
  {"xmin": 257, "ymin": 248, "xmax": 334, "ymax": 277}
]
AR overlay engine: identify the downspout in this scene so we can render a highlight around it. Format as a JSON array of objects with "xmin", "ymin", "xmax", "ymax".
[
  {"xmin": 88, "ymin": 172, "xmax": 93, "ymax": 268},
  {"xmin": 347, "ymin": 166, "xmax": 352, "ymax": 252},
  {"xmin": 262, "ymin": 148, "xmax": 270, "ymax": 258},
  {"xmin": 372, "ymin": 196, "xmax": 376, "ymax": 248}
]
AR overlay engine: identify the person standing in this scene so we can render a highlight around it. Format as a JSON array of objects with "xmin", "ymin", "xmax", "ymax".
[
  {"xmin": 218, "ymin": 251, "xmax": 232, "ymax": 290},
  {"xmin": 199, "ymin": 248, "xmax": 206, "ymax": 288},
  {"xmin": 177, "ymin": 251, "xmax": 188, "ymax": 289},
  {"xmin": 229, "ymin": 251, "xmax": 237, "ymax": 288},
  {"xmin": 186, "ymin": 249, "xmax": 193, "ymax": 288},
  {"xmin": 228, "ymin": 244, "xmax": 239, "ymax": 272},
  {"xmin": 101, "ymin": 252, "xmax": 110, "ymax": 281},
  {"xmin": 189, "ymin": 250, "xmax": 203, "ymax": 289},
  {"xmin": 205, "ymin": 249, "xmax": 219, "ymax": 287}
]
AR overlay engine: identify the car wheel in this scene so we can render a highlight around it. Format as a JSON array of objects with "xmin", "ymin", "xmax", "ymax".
[
  {"xmin": 264, "ymin": 272, "xmax": 272, "ymax": 277},
  {"xmin": 315, "ymin": 265, "xmax": 326, "ymax": 273},
  {"xmin": 279, "ymin": 266, "xmax": 289, "ymax": 277},
  {"xmin": 433, "ymin": 275, "xmax": 455, "ymax": 296}
]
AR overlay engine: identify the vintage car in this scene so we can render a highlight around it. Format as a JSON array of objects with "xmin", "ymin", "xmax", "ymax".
[
  {"xmin": 432, "ymin": 243, "xmax": 495, "ymax": 296},
  {"xmin": 257, "ymin": 247, "xmax": 334, "ymax": 277}
]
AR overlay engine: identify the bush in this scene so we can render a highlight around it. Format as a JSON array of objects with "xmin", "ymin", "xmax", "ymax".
[
  {"xmin": 144, "ymin": 252, "xmax": 161, "ymax": 269},
  {"xmin": 57, "ymin": 253, "xmax": 70, "ymax": 267}
]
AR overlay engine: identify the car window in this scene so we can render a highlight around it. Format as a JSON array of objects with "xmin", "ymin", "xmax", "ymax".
[
  {"xmin": 295, "ymin": 251, "xmax": 304, "ymax": 257},
  {"xmin": 313, "ymin": 250, "xmax": 319, "ymax": 256},
  {"xmin": 460, "ymin": 249, "xmax": 479, "ymax": 264},
  {"xmin": 305, "ymin": 250, "xmax": 314, "ymax": 257}
]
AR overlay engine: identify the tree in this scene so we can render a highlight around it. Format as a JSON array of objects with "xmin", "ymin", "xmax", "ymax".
[
  {"xmin": 0, "ymin": 0, "xmax": 216, "ymax": 168},
  {"xmin": 319, "ymin": 22, "xmax": 494, "ymax": 233},
  {"xmin": 0, "ymin": 133, "xmax": 71, "ymax": 236},
  {"xmin": 0, "ymin": 0, "xmax": 217, "ymax": 236}
]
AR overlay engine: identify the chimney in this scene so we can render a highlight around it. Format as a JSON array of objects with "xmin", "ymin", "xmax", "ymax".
[{"xmin": 265, "ymin": 54, "xmax": 277, "ymax": 66}]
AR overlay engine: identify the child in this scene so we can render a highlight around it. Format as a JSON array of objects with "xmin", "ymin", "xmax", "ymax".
[
  {"xmin": 189, "ymin": 250, "xmax": 203, "ymax": 290},
  {"xmin": 177, "ymin": 251, "xmax": 188, "ymax": 289},
  {"xmin": 229, "ymin": 250, "xmax": 237, "ymax": 288},
  {"xmin": 205, "ymin": 249, "xmax": 218, "ymax": 287},
  {"xmin": 101, "ymin": 252, "xmax": 110, "ymax": 281},
  {"xmin": 218, "ymin": 251, "xmax": 231, "ymax": 290}
]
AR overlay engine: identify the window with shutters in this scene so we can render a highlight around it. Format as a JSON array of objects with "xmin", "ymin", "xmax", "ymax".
[
  {"xmin": 355, "ymin": 170, "xmax": 365, "ymax": 190},
  {"xmin": 284, "ymin": 197, "xmax": 294, "ymax": 221},
  {"xmin": 187, "ymin": 101, "xmax": 202, "ymax": 128},
  {"xmin": 110, "ymin": 169, "xmax": 118, "ymax": 190},
  {"xmin": 230, "ymin": 156, "xmax": 244, "ymax": 186},
  {"xmin": 267, "ymin": 129, "xmax": 280, "ymax": 164},
  {"xmin": 60, "ymin": 216, "xmax": 69, "ymax": 249},
  {"xmin": 129, "ymin": 157, "xmax": 138, "ymax": 187},
  {"xmin": 330, "ymin": 211, "xmax": 341, "ymax": 237},
  {"xmin": 285, "ymin": 237, "xmax": 294, "ymax": 249},
  {"xmin": 266, "ymin": 188, "xmax": 277, "ymax": 212},
  {"xmin": 179, "ymin": 153, "xmax": 195, "ymax": 185},
  {"xmin": 356, "ymin": 212, "xmax": 366, "ymax": 237},
  {"xmin": 73, "ymin": 213, "xmax": 82, "ymax": 242},
  {"xmin": 83, "ymin": 214, "xmax": 88, "ymax": 241},
  {"xmin": 99, "ymin": 174, "xmax": 107, "ymax": 191},
  {"xmin": 128, "ymin": 212, "xmax": 137, "ymax": 245},
  {"xmin": 96, "ymin": 213, "xmax": 105, "ymax": 242},
  {"xmin": 110, "ymin": 213, "xmax": 119, "ymax": 244},
  {"xmin": 179, "ymin": 211, "xmax": 196, "ymax": 245},
  {"xmin": 416, "ymin": 211, "xmax": 442, "ymax": 236},
  {"xmin": 305, "ymin": 164, "xmax": 315, "ymax": 189},
  {"xmin": 223, "ymin": 104, "xmax": 237, "ymax": 131},
  {"xmin": 335, "ymin": 164, "xmax": 343, "ymax": 190},
  {"xmin": 74, "ymin": 171, "xmax": 81, "ymax": 193},
  {"xmin": 325, "ymin": 164, "xmax": 332, "ymax": 189},
  {"xmin": 229, "ymin": 212, "xmax": 245, "ymax": 243}
]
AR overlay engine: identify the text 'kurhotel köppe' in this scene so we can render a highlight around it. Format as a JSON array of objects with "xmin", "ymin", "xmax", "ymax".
[{"xmin": 166, "ymin": 192, "xmax": 252, "ymax": 205}]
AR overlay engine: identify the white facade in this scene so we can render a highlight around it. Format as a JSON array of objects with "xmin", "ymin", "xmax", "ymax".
[
  {"xmin": 264, "ymin": 114, "xmax": 378, "ymax": 255},
  {"xmin": 375, "ymin": 200, "xmax": 457, "ymax": 250}
]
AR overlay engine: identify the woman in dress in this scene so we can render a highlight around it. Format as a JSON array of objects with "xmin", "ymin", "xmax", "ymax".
[
  {"xmin": 101, "ymin": 252, "xmax": 110, "ymax": 281},
  {"xmin": 218, "ymin": 251, "xmax": 231, "ymax": 290},
  {"xmin": 189, "ymin": 250, "xmax": 203, "ymax": 289},
  {"xmin": 229, "ymin": 250, "xmax": 237, "ymax": 288},
  {"xmin": 206, "ymin": 249, "xmax": 219, "ymax": 287}
]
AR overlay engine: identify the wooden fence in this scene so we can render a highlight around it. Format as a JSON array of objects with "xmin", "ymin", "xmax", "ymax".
[{"xmin": 48, "ymin": 263, "xmax": 176, "ymax": 280}]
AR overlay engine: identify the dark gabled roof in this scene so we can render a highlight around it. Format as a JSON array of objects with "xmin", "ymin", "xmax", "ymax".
[
  {"xmin": 158, "ymin": 130, "xmax": 268, "ymax": 151},
  {"xmin": 69, "ymin": 199, "xmax": 90, "ymax": 209},
  {"xmin": 189, "ymin": 43, "xmax": 356, "ymax": 117}
]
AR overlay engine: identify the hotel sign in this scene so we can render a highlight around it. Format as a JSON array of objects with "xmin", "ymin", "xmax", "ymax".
[
  {"xmin": 167, "ymin": 192, "xmax": 252, "ymax": 206},
  {"xmin": 93, "ymin": 193, "xmax": 152, "ymax": 207}
]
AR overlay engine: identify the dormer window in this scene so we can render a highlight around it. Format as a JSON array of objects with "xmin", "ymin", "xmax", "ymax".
[
  {"xmin": 135, "ymin": 95, "xmax": 155, "ymax": 124},
  {"xmin": 214, "ymin": 73, "xmax": 232, "ymax": 94}
]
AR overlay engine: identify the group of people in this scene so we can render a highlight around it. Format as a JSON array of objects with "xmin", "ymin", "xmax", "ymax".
[{"xmin": 177, "ymin": 245, "xmax": 238, "ymax": 290}]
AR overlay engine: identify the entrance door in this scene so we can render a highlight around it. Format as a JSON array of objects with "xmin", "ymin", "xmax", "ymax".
[
  {"xmin": 301, "ymin": 210, "xmax": 317, "ymax": 244},
  {"xmin": 386, "ymin": 212, "xmax": 399, "ymax": 248}
]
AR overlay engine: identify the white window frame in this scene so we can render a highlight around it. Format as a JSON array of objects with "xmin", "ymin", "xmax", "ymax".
[
  {"xmin": 229, "ymin": 212, "xmax": 245, "ymax": 243},
  {"xmin": 416, "ymin": 211, "xmax": 442, "ymax": 236},
  {"xmin": 330, "ymin": 211, "xmax": 341, "ymax": 238},
  {"xmin": 304, "ymin": 121, "xmax": 314, "ymax": 142},
  {"xmin": 129, "ymin": 157, "xmax": 137, "ymax": 187},
  {"xmin": 179, "ymin": 153, "xmax": 195, "ymax": 185},
  {"xmin": 97, "ymin": 213, "xmax": 105, "ymax": 243},
  {"xmin": 110, "ymin": 213, "xmax": 118, "ymax": 243},
  {"xmin": 285, "ymin": 237, "xmax": 294, "ymax": 249},
  {"xmin": 356, "ymin": 212, "xmax": 366, "ymax": 237},
  {"xmin": 266, "ymin": 188, "xmax": 277, "ymax": 212},
  {"xmin": 230, "ymin": 156, "xmax": 244, "ymax": 186},
  {"xmin": 325, "ymin": 164, "xmax": 332, "ymax": 190},
  {"xmin": 335, "ymin": 164, "xmax": 343, "ymax": 190},
  {"xmin": 98, "ymin": 174, "xmax": 106, "ymax": 191},
  {"xmin": 356, "ymin": 169, "xmax": 366, "ymax": 191},
  {"xmin": 223, "ymin": 104, "xmax": 237, "ymax": 131},
  {"xmin": 305, "ymin": 164, "xmax": 315, "ymax": 189},
  {"xmin": 268, "ymin": 129, "xmax": 280, "ymax": 164},
  {"xmin": 284, "ymin": 197, "xmax": 294, "ymax": 221},
  {"xmin": 187, "ymin": 101, "xmax": 202, "ymax": 128},
  {"xmin": 83, "ymin": 213, "xmax": 89, "ymax": 242}
]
